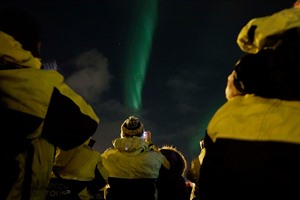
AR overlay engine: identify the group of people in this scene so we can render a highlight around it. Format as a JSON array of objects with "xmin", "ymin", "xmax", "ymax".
[
  {"xmin": 0, "ymin": 7, "xmax": 193, "ymax": 200},
  {"xmin": 1, "ymin": 0, "xmax": 300, "ymax": 199}
]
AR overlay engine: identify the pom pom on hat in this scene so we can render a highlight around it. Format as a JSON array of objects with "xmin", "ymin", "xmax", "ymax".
[{"xmin": 121, "ymin": 116, "xmax": 144, "ymax": 137}]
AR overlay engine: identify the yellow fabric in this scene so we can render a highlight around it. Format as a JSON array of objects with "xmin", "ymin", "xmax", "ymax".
[
  {"xmin": 51, "ymin": 138, "xmax": 109, "ymax": 199},
  {"xmin": 162, "ymin": 154, "xmax": 170, "ymax": 170},
  {"xmin": 1, "ymin": 71, "xmax": 99, "ymax": 199},
  {"xmin": 0, "ymin": 31, "xmax": 98, "ymax": 124},
  {"xmin": 7, "ymin": 138, "xmax": 55, "ymax": 200},
  {"xmin": 53, "ymin": 79, "xmax": 99, "ymax": 123},
  {"xmin": 53, "ymin": 143, "xmax": 103, "ymax": 181},
  {"xmin": 1, "ymin": 32, "xmax": 99, "ymax": 199},
  {"xmin": 207, "ymin": 95, "xmax": 300, "ymax": 144},
  {"xmin": 0, "ymin": 69, "xmax": 99, "ymax": 125},
  {"xmin": 102, "ymin": 137, "xmax": 167, "ymax": 179},
  {"xmin": 29, "ymin": 139, "xmax": 56, "ymax": 200},
  {"xmin": 0, "ymin": 31, "xmax": 41, "ymax": 69},
  {"xmin": 237, "ymin": 8, "xmax": 300, "ymax": 53},
  {"xmin": 0, "ymin": 69, "xmax": 55, "ymax": 119},
  {"xmin": 78, "ymin": 187, "xmax": 93, "ymax": 200}
]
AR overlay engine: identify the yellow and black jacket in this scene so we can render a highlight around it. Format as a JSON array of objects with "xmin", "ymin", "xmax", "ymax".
[
  {"xmin": 101, "ymin": 136, "xmax": 169, "ymax": 200},
  {"xmin": 199, "ymin": 95, "xmax": 300, "ymax": 199},
  {"xmin": 48, "ymin": 139, "xmax": 108, "ymax": 199},
  {"xmin": 0, "ymin": 31, "xmax": 99, "ymax": 200}
]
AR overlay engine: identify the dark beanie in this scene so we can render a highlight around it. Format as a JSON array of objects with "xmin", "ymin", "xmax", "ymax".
[
  {"xmin": 233, "ymin": 28, "xmax": 300, "ymax": 100},
  {"xmin": 159, "ymin": 146, "xmax": 187, "ymax": 176},
  {"xmin": 0, "ymin": 8, "xmax": 41, "ymax": 57}
]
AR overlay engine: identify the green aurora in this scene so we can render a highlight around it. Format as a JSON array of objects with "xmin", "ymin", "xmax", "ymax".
[{"xmin": 122, "ymin": 0, "xmax": 158, "ymax": 113}]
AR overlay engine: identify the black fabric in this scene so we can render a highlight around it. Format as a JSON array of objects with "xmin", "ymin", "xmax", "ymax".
[
  {"xmin": 0, "ymin": 60, "xmax": 23, "ymax": 69},
  {"xmin": 2, "ymin": 142, "xmax": 35, "ymax": 200},
  {"xmin": 42, "ymin": 88, "xmax": 98, "ymax": 150},
  {"xmin": 86, "ymin": 166, "xmax": 107, "ymax": 194},
  {"xmin": 0, "ymin": 8, "xmax": 41, "ymax": 57},
  {"xmin": 47, "ymin": 168, "xmax": 107, "ymax": 200},
  {"xmin": 156, "ymin": 166, "xmax": 190, "ymax": 200},
  {"xmin": 21, "ymin": 143, "xmax": 34, "ymax": 200},
  {"xmin": 91, "ymin": 191, "xmax": 105, "ymax": 200},
  {"xmin": 247, "ymin": 25, "xmax": 257, "ymax": 43},
  {"xmin": 47, "ymin": 178, "xmax": 88, "ymax": 200},
  {"xmin": 106, "ymin": 177, "xmax": 156, "ymax": 200},
  {"xmin": 0, "ymin": 65, "xmax": 43, "ymax": 199},
  {"xmin": 2, "ymin": 158, "xmax": 19, "ymax": 199},
  {"xmin": 198, "ymin": 132, "xmax": 300, "ymax": 199},
  {"xmin": 159, "ymin": 148, "xmax": 186, "ymax": 176},
  {"xmin": 0, "ymin": 107, "xmax": 42, "ymax": 156}
]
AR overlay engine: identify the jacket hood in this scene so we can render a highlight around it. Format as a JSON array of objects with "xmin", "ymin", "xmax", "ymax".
[
  {"xmin": 0, "ymin": 31, "xmax": 41, "ymax": 69},
  {"xmin": 113, "ymin": 137, "xmax": 149, "ymax": 153}
]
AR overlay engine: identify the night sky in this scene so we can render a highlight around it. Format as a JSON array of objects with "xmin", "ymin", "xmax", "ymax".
[{"xmin": 1, "ymin": 0, "xmax": 295, "ymax": 163}]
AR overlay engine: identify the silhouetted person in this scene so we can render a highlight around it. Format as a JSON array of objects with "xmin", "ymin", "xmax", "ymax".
[
  {"xmin": 199, "ymin": 27, "xmax": 300, "ymax": 199},
  {"xmin": 156, "ymin": 145, "xmax": 191, "ymax": 200},
  {"xmin": 0, "ymin": 8, "xmax": 99, "ymax": 199}
]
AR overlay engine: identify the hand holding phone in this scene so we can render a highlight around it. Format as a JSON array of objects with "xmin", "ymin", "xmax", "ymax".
[{"xmin": 143, "ymin": 130, "xmax": 152, "ymax": 143}]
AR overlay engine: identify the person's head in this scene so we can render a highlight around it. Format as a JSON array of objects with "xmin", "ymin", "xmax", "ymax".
[
  {"xmin": 120, "ymin": 116, "xmax": 145, "ymax": 138},
  {"xmin": 159, "ymin": 146, "xmax": 187, "ymax": 176},
  {"xmin": 0, "ymin": 8, "xmax": 41, "ymax": 57},
  {"xmin": 227, "ymin": 27, "xmax": 300, "ymax": 101}
]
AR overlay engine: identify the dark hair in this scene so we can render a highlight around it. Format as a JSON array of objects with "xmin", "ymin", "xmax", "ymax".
[
  {"xmin": 0, "ymin": 8, "xmax": 41, "ymax": 57},
  {"xmin": 159, "ymin": 146, "xmax": 187, "ymax": 176},
  {"xmin": 233, "ymin": 28, "xmax": 300, "ymax": 100}
]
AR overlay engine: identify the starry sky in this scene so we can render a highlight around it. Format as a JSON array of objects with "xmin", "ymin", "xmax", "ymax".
[{"xmin": 1, "ymin": 0, "xmax": 295, "ymax": 163}]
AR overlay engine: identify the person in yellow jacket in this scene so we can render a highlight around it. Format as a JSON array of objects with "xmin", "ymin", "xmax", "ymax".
[
  {"xmin": 0, "ymin": 8, "xmax": 99, "ymax": 200},
  {"xmin": 198, "ymin": 27, "xmax": 300, "ymax": 199},
  {"xmin": 47, "ymin": 138, "xmax": 108, "ymax": 200},
  {"xmin": 185, "ymin": 139, "xmax": 205, "ymax": 200},
  {"xmin": 101, "ymin": 116, "xmax": 170, "ymax": 200}
]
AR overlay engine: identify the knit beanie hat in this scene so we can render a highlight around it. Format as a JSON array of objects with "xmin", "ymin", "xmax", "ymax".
[
  {"xmin": 0, "ymin": 8, "xmax": 41, "ymax": 57},
  {"xmin": 121, "ymin": 116, "xmax": 144, "ymax": 137}
]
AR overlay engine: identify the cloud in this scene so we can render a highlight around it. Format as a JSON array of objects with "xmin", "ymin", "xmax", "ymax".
[
  {"xmin": 65, "ymin": 49, "xmax": 111, "ymax": 103},
  {"xmin": 166, "ymin": 68, "xmax": 202, "ymax": 113},
  {"xmin": 64, "ymin": 50, "xmax": 136, "ymax": 154}
]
